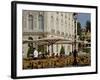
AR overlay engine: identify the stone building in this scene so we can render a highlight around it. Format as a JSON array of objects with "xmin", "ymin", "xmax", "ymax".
[{"xmin": 22, "ymin": 10, "xmax": 78, "ymax": 58}]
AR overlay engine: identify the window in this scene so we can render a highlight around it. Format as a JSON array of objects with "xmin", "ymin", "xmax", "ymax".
[
  {"xmin": 51, "ymin": 29, "xmax": 55, "ymax": 34},
  {"xmin": 28, "ymin": 15, "xmax": 33, "ymax": 30},
  {"xmin": 61, "ymin": 32, "xmax": 64, "ymax": 36},
  {"xmin": 56, "ymin": 17, "xmax": 59, "ymax": 24},
  {"xmin": 56, "ymin": 17, "xmax": 58, "ymax": 22},
  {"xmin": 65, "ymin": 20, "xmax": 67, "ymax": 24},
  {"xmin": 69, "ymin": 17, "xmax": 70, "ymax": 20},
  {"xmin": 57, "ymin": 30, "xmax": 60, "ymax": 35},
  {"xmin": 69, "ymin": 23, "xmax": 70, "ymax": 26},
  {"xmin": 66, "ymin": 33, "xmax": 68, "ymax": 37},
  {"xmin": 61, "ymin": 19, "xmax": 63, "ymax": 25},
  {"xmin": 56, "ymin": 12, "xmax": 59, "ymax": 14},
  {"xmin": 65, "ymin": 15, "xmax": 67, "ymax": 18},
  {"xmin": 61, "ymin": 13, "xmax": 63, "ymax": 17},
  {"xmin": 51, "ymin": 15, "xmax": 53, "ymax": 21},
  {"xmin": 51, "ymin": 15, "xmax": 53, "ymax": 18},
  {"xmin": 51, "ymin": 15, "xmax": 54, "ymax": 27},
  {"xmin": 39, "ymin": 15, "xmax": 44, "ymax": 31}
]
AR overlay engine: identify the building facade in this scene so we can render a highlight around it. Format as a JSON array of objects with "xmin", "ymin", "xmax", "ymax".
[{"xmin": 22, "ymin": 10, "xmax": 78, "ymax": 58}]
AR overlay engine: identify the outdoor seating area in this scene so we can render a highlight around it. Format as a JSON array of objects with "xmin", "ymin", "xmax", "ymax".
[{"xmin": 23, "ymin": 54, "xmax": 91, "ymax": 69}]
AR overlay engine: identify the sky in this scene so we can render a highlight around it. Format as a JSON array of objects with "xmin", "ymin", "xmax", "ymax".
[{"xmin": 77, "ymin": 13, "xmax": 91, "ymax": 27}]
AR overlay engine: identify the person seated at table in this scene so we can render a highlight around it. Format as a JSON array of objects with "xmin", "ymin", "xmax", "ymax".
[
  {"xmin": 69, "ymin": 52, "xmax": 72, "ymax": 56},
  {"xmin": 38, "ymin": 51, "xmax": 42, "ymax": 59},
  {"xmin": 51, "ymin": 53, "xmax": 55, "ymax": 58},
  {"xmin": 33, "ymin": 48, "xmax": 38, "ymax": 60},
  {"xmin": 55, "ymin": 53, "xmax": 59, "ymax": 57},
  {"xmin": 45, "ymin": 52, "xmax": 50, "ymax": 58}
]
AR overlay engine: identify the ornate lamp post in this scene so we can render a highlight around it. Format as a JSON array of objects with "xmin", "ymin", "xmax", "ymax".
[{"xmin": 73, "ymin": 13, "xmax": 78, "ymax": 66}]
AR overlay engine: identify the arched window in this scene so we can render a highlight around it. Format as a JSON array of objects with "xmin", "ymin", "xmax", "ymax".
[
  {"xmin": 38, "ymin": 15, "xmax": 44, "ymax": 31},
  {"xmin": 28, "ymin": 15, "xmax": 33, "ymax": 30}
]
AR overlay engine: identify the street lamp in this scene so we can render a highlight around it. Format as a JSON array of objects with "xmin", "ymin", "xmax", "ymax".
[
  {"xmin": 73, "ymin": 13, "xmax": 78, "ymax": 66},
  {"xmin": 74, "ymin": 13, "xmax": 77, "ymax": 51}
]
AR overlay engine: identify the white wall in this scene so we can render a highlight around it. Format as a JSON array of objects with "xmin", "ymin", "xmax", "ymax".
[{"xmin": 0, "ymin": 0, "xmax": 99, "ymax": 80}]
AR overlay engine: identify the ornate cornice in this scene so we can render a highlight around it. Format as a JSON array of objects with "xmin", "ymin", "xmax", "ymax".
[{"xmin": 23, "ymin": 31, "xmax": 49, "ymax": 36}]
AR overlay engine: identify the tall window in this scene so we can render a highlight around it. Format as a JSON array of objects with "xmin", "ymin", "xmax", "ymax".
[
  {"xmin": 28, "ymin": 15, "xmax": 33, "ymax": 30},
  {"xmin": 39, "ymin": 15, "xmax": 44, "ymax": 31},
  {"xmin": 56, "ymin": 17, "xmax": 59, "ymax": 24},
  {"xmin": 51, "ymin": 15, "xmax": 54, "ymax": 27},
  {"xmin": 51, "ymin": 29, "xmax": 55, "ymax": 34}
]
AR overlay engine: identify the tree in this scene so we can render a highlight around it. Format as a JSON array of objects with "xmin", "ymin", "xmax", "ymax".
[
  {"xmin": 85, "ymin": 20, "xmax": 91, "ymax": 32},
  {"xmin": 77, "ymin": 22, "xmax": 82, "ymax": 39},
  {"xmin": 77, "ymin": 22, "xmax": 81, "ymax": 35},
  {"xmin": 27, "ymin": 46, "xmax": 34, "ymax": 58},
  {"xmin": 60, "ymin": 46, "xmax": 65, "ymax": 55},
  {"xmin": 27, "ymin": 37, "xmax": 34, "ymax": 58}
]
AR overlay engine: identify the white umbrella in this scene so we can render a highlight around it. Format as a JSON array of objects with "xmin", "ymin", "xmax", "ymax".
[{"xmin": 23, "ymin": 36, "xmax": 71, "ymax": 53}]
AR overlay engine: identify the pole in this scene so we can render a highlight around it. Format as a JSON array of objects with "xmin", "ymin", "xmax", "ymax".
[
  {"xmin": 73, "ymin": 16, "xmax": 77, "ymax": 66},
  {"xmin": 75, "ymin": 19, "xmax": 76, "ymax": 51},
  {"xmin": 51, "ymin": 43, "xmax": 53, "ymax": 53}
]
